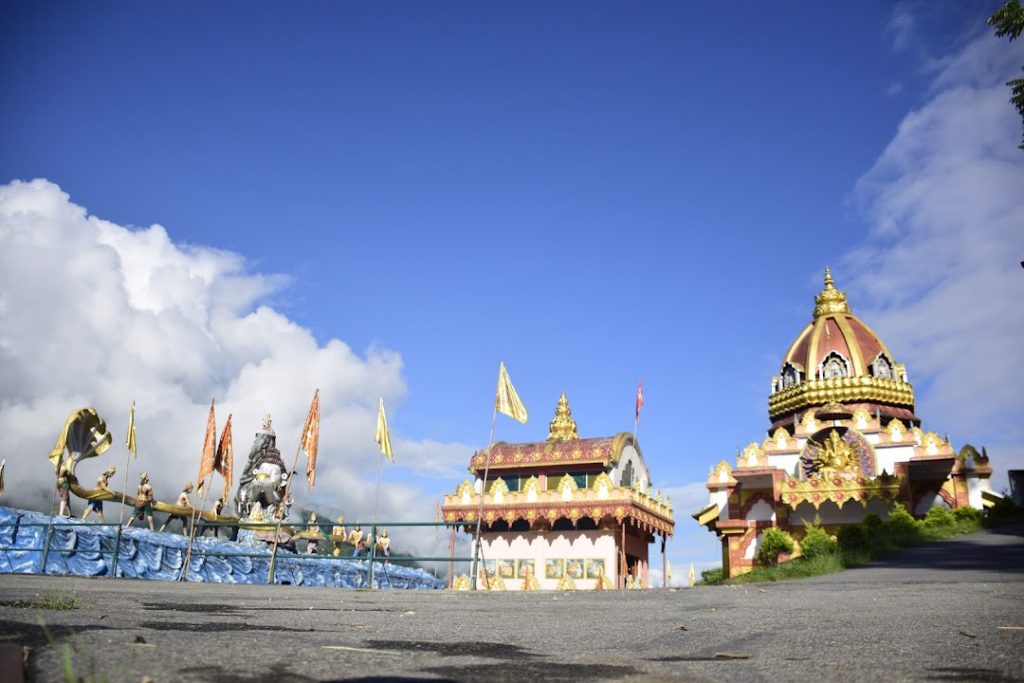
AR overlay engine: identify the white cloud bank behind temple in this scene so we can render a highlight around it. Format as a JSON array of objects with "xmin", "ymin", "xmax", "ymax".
[
  {"xmin": 846, "ymin": 32, "xmax": 1024, "ymax": 482},
  {"xmin": 0, "ymin": 179, "xmax": 471, "ymax": 557}
]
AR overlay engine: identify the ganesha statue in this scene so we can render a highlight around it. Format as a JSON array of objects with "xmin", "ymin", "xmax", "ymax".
[{"xmin": 235, "ymin": 414, "xmax": 291, "ymax": 519}]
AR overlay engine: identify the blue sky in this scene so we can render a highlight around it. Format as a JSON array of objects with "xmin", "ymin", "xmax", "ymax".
[{"xmin": 1, "ymin": 1, "xmax": 1022, "ymax": 577}]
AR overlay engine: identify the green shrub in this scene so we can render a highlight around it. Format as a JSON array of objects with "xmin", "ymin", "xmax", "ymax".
[
  {"xmin": 700, "ymin": 568, "xmax": 724, "ymax": 585},
  {"xmin": 863, "ymin": 513, "xmax": 884, "ymax": 531},
  {"xmin": 886, "ymin": 503, "xmax": 923, "ymax": 547},
  {"xmin": 837, "ymin": 524, "xmax": 867, "ymax": 551},
  {"xmin": 923, "ymin": 505, "xmax": 955, "ymax": 528},
  {"xmin": 755, "ymin": 528, "xmax": 794, "ymax": 567},
  {"xmin": 800, "ymin": 524, "xmax": 838, "ymax": 559},
  {"xmin": 953, "ymin": 506, "xmax": 982, "ymax": 523}
]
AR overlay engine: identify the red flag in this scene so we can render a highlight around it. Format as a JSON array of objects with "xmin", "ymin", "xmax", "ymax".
[
  {"xmin": 197, "ymin": 400, "xmax": 217, "ymax": 484},
  {"xmin": 214, "ymin": 414, "xmax": 233, "ymax": 501},
  {"xmin": 301, "ymin": 390, "xmax": 321, "ymax": 490},
  {"xmin": 635, "ymin": 382, "xmax": 644, "ymax": 421}
]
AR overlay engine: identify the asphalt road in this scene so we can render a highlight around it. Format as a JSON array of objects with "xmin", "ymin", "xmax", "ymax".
[{"xmin": 1, "ymin": 524, "xmax": 1022, "ymax": 682}]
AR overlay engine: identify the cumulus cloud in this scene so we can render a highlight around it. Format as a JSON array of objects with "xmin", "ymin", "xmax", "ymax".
[
  {"xmin": 0, "ymin": 179, "xmax": 470, "ymax": 558},
  {"xmin": 843, "ymin": 33, "xmax": 1024, "ymax": 481}
]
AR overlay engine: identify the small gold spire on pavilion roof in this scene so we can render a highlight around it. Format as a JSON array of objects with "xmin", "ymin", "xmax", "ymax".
[
  {"xmin": 813, "ymin": 266, "xmax": 851, "ymax": 318},
  {"xmin": 547, "ymin": 392, "xmax": 580, "ymax": 442}
]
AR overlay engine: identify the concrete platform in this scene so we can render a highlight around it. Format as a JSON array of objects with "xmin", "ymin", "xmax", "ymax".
[{"xmin": 1, "ymin": 524, "xmax": 1022, "ymax": 682}]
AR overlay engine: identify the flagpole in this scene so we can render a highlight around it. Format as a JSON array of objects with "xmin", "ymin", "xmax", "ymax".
[
  {"xmin": 470, "ymin": 405, "xmax": 498, "ymax": 591},
  {"xmin": 111, "ymin": 410, "xmax": 135, "ymax": 579},
  {"xmin": 180, "ymin": 401, "xmax": 216, "ymax": 582},
  {"xmin": 267, "ymin": 441, "xmax": 303, "ymax": 585},
  {"xmin": 179, "ymin": 472, "xmax": 214, "ymax": 581},
  {"xmin": 369, "ymin": 449, "xmax": 384, "ymax": 589}
]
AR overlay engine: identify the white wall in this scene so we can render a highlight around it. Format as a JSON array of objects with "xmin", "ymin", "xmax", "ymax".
[{"xmin": 481, "ymin": 529, "xmax": 618, "ymax": 590}]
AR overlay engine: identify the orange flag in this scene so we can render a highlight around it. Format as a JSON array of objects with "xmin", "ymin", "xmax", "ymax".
[
  {"xmin": 214, "ymin": 414, "xmax": 233, "ymax": 501},
  {"xmin": 301, "ymin": 390, "xmax": 321, "ymax": 490},
  {"xmin": 197, "ymin": 400, "xmax": 217, "ymax": 484}
]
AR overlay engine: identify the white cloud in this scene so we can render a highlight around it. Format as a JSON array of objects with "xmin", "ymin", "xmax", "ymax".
[
  {"xmin": 0, "ymin": 178, "xmax": 471, "ymax": 558},
  {"xmin": 886, "ymin": 4, "xmax": 917, "ymax": 53},
  {"xmin": 844, "ymin": 34, "xmax": 1024, "ymax": 482}
]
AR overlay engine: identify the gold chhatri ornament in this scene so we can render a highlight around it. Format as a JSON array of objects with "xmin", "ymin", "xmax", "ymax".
[
  {"xmin": 813, "ymin": 266, "xmax": 851, "ymax": 318},
  {"xmin": 547, "ymin": 392, "xmax": 580, "ymax": 442}
]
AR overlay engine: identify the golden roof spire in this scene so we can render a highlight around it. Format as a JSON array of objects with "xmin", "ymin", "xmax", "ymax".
[
  {"xmin": 547, "ymin": 392, "xmax": 580, "ymax": 442},
  {"xmin": 813, "ymin": 266, "xmax": 851, "ymax": 318}
]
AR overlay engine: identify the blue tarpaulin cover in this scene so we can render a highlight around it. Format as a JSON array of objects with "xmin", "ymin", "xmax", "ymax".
[{"xmin": 0, "ymin": 506, "xmax": 443, "ymax": 590}]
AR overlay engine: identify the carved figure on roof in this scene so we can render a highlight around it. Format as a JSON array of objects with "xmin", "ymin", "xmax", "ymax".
[{"xmin": 235, "ymin": 414, "xmax": 289, "ymax": 519}]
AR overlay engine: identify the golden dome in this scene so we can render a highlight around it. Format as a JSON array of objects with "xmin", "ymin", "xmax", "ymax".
[{"xmin": 769, "ymin": 268, "xmax": 915, "ymax": 424}]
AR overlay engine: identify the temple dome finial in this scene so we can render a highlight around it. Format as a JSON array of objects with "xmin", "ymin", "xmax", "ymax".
[
  {"xmin": 813, "ymin": 266, "xmax": 850, "ymax": 318},
  {"xmin": 547, "ymin": 392, "xmax": 580, "ymax": 442}
]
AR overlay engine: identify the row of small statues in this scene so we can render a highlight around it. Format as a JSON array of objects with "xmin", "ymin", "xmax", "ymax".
[{"xmin": 304, "ymin": 513, "xmax": 391, "ymax": 559}]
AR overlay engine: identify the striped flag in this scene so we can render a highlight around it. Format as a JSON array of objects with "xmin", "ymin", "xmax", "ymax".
[
  {"xmin": 302, "ymin": 390, "xmax": 321, "ymax": 489},
  {"xmin": 214, "ymin": 414, "xmax": 233, "ymax": 500},
  {"xmin": 197, "ymin": 400, "xmax": 217, "ymax": 484},
  {"xmin": 635, "ymin": 382, "xmax": 644, "ymax": 421}
]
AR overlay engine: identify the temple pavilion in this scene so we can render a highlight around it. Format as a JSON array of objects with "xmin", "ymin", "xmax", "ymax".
[
  {"xmin": 442, "ymin": 394, "xmax": 675, "ymax": 590},
  {"xmin": 694, "ymin": 268, "xmax": 997, "ymax": 578}
]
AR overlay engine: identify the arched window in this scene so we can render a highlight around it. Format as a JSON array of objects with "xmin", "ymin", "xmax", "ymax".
[
  {"xmin": 871, "ymin": 353, "xmax": 893, "ymax": 379},
  {"xmin": 821, "ymin": 352, "xmax": 848, "ymax": 379},
  {"xmin": 781, "ymin": 363, "xmax": 801, "ymax": 389}
]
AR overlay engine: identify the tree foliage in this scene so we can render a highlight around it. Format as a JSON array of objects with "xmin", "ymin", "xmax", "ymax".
[{"xmin": 989, "ymin": 0, "xmax": 1024, "ymax": 149}]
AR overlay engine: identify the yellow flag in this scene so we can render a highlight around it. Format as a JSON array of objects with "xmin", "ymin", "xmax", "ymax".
[
  {"xmin": 376, "ymin": 397, "xmax": 393, "ymax": 461},
  {"xmin": 495, "ymin": 362, "xmax": 527, "ymax": 423},
  {"xmin": 126, "ymin": 401, "xmax": 138, "ymax": 458},
  {"xmin": 688, "ymin": 562, "xmax": 696, "ymax": 587}
]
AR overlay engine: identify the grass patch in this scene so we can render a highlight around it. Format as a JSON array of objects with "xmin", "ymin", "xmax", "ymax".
[
  {"xmin": 702, "ymin": 503, "xmax": 991, "ymax": 585},
  {"xmin": 6, "ymin": 590, "xmax": 79, "ymax": 610}
]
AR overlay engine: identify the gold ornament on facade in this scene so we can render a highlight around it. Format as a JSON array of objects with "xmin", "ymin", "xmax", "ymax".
[
  {"xmin": 810, "ymin": 430, "xmax": 859, "ymax": 478},
  {"xmin": 547, "ymin": 392, "xmax": 580, "ymax": 442}
]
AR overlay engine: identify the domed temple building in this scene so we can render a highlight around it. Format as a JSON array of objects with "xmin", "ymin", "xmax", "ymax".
[
  {"xmin": 442, "ymin": 394, "xmax": 675, "ymax": 590},
  {"xmin": 694, "ymin": 268, "xmax": 997, "ymax": 578}
]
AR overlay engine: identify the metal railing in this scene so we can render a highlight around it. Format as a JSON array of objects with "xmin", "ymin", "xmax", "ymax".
[{"xmin": 0, "ymin": 518, "xmax": 472, "ymax": 588}]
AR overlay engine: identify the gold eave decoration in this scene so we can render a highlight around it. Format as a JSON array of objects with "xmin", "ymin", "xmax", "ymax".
[
  {"xmin": 768, "ymin": 375, "xmax": 915, "ymax": 419},
  {"xmin": 441, "ymin": 488, "xmax": 675, "ymax": 536},
  {"xmin": 779, "ymin": 474, "xmax": 902, "ymax": 510}
]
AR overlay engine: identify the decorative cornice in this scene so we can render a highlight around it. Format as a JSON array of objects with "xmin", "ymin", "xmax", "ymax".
[
  {"xmin": 768, "ymin": 375, "xmax": 915, "ymax": 419},
  {"xmin": 779, "ymin": 473, "xmax": 902, "ymax": 510},
  {"xmin": 441, "ymin": 484, "xmax": 675, "ymax": 536}
]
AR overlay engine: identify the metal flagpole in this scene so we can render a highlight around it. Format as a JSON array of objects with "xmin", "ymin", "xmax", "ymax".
[
  {"xmin": 470, "ymin": 406, "xmax": 498, "ymax": 591},
  {"xmin": 369, "ymin": 449, "xmax": 384, "ymax": 589},
  {"xmin": 111, "ymin": 441, "xmax": 134, "ymax": 579},
  {"xmin": 179, "ymin": 474, "xmax": 213, "ymax": 581},
  {"xmin": 267, "ymin": 443, "xmax": 303, "ymax": 584}
]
